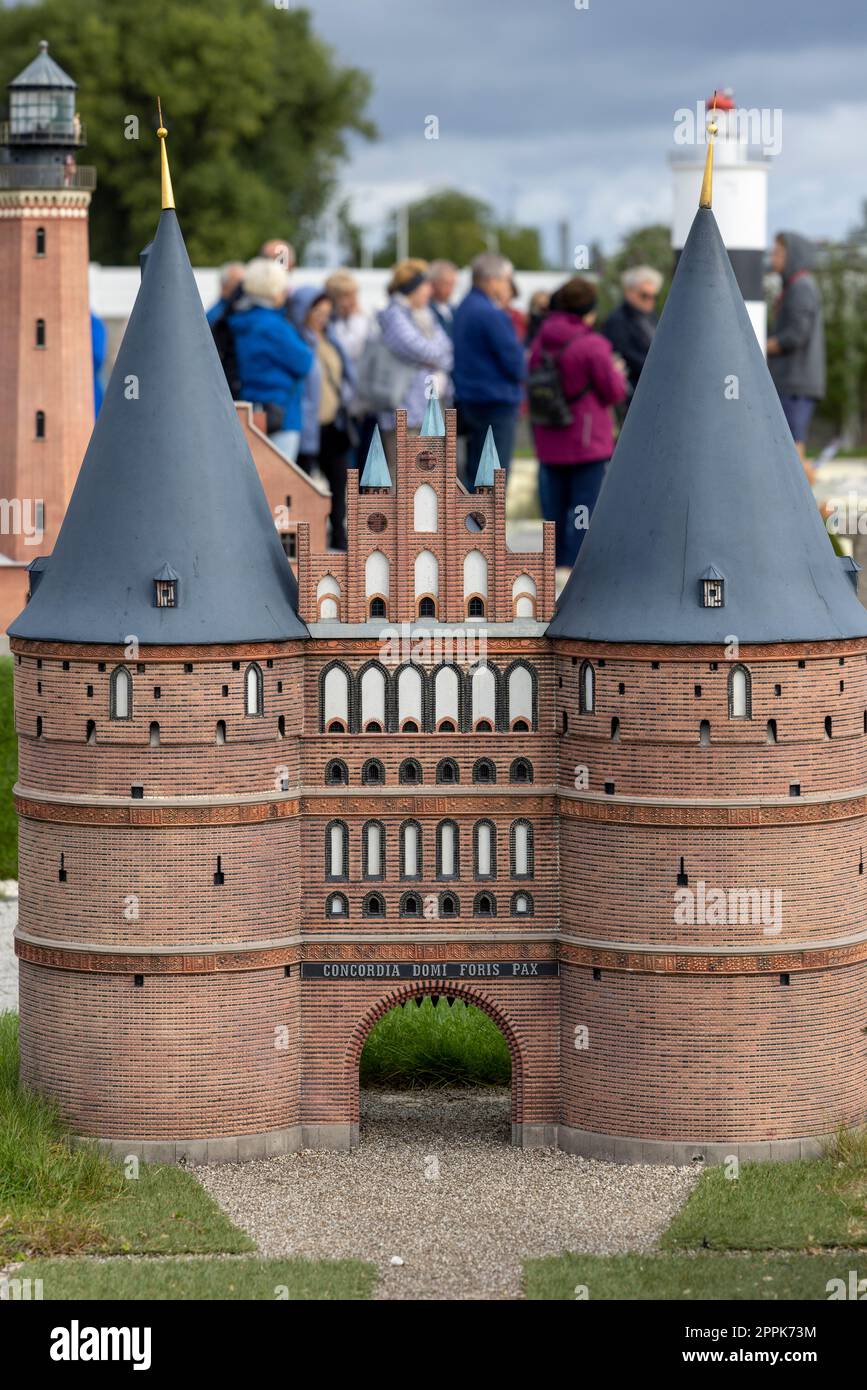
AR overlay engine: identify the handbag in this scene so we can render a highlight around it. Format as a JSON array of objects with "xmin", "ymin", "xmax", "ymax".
[
  {"xmin": 356, "ymin": 329, "xmax": 417, "ymax": 412},
  {"xmin": 527, "ymin": 339, "xmax": 592, "ymax": 428}
]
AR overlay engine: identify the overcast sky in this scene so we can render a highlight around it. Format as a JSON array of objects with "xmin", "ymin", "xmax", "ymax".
[{"xmin": 307, "ymin": 0, "xmax": 866, "ymax": 256}]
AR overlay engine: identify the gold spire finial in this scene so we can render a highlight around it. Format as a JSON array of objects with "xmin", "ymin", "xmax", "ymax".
[
  {"xmin": 699, "ymin": 91, "xmax": 719, "ymax": 209},
  {"xmin": 156, "ymin": 97, "xmax": 175, "ymax": 211}
]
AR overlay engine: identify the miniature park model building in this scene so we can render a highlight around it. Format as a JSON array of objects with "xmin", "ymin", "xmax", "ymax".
[{"xmin": 10, "ymin": 119, "xmax": 867, "ymax": 1166}]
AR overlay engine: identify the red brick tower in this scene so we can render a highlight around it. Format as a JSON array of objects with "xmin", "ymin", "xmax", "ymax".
[
  {"xmin": 550, "ymin": 155, "xmax": 867, "ymax": 1161},
  {"xmin": 0, "ymin": 42, "xmax": 95, "ymax": 629},
  {"xmin": 11, "ymin": 129, "xmax": 309, "ymax": 1161}
]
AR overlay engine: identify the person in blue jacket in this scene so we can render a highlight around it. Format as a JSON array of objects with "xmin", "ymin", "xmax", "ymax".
[
  {"xmin": 452, "ymin": 252, "xmax": 527, "ymax": 478},
  {"xmin": 288, "ymin": 284, "xmax": 358, "ymax": 549},
  {"xmin": 90, "ymin": 311, "xmax": 107, "ymax": 415},
  {"xmin": 228, "ymin": 258, "xmax": 313, "ymax": 460}
]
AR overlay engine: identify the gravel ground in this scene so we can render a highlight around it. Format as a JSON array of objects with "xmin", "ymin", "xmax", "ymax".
[
  {"xmin": 196, "ymin": 1089, "xmax": 699, "ymax": 1301},
  {"xmin": 0, "ymin": 891, "xmax": 17, "ymax": 1014}
]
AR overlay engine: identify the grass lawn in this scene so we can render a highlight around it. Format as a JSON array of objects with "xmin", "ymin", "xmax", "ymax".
[
  {"xmin": 663, "ymin": 1147, "xmax": 867, "ymax": 1253},
  {"xmin": 0, "ymin": 1012, "xmax": 253, "ymax": 1259},
  {"xmin": 0, "ymin": 656, "xmax": 17, "ymax": 879},
  {"xmin": 525, "ymin": 1128, "xmax": 867, "ymax": 1300},
  {"xmin": 360, "ymin": 995, "xmax": 511, "ymax": 1088},
  {"xmin": 524, "ymin": 1250, "xmax": 862, "ymax": 1301},
  {"xmin": 14, "ymin": 1255, "xmax": 376, "ymax": 1301}
]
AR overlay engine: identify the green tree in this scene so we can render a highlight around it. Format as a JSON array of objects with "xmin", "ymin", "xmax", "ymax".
[
  {"xmin": 374, "ymin": 189, "xmax": 544, "ymax": 270},
  {"xmin": 0, "ymin": 0, "xmax": 375, "ymax": 264}
]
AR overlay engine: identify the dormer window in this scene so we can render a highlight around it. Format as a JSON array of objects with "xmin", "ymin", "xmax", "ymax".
[
  {"xmin": 700, "ymin": 566, "xmax": 724, "ymax": 608},
  {"xmin": 154, "ymin": 563, "xmax": 179, "ymax": 608}
]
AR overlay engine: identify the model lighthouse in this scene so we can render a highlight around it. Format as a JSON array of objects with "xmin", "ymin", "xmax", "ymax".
[{"xmin": 670, "ymin": 89, "xmax": 770, "ymax": 348}]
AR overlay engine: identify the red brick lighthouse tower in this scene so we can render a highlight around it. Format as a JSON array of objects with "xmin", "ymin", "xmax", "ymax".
[
  {"xmin": 11, "ymin": 124, "xmax": 310, "ymax": 1161},
  {"xmin": 0, "ymin": 42, "xmax": 95, "ymax": 629},
  {"xmin": 550, "ymin": 126, "xmax": 867, "ymax": 1161}
]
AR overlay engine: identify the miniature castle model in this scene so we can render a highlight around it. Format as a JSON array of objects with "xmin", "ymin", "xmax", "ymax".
[{"xmin": 11, "ymin": 120, "xmax": 867, "ymax": 1165}]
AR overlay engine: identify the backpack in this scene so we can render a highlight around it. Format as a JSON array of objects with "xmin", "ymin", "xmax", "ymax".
[
  {"xmin": 356, "ymin": 326, "xmax": 417, "ymax": 412},
  {"xmin": 527, "ymin": 339, "xmax": 591, "ymax": 428},
  {"xmin": 210, "ymin": 306, "xmax": 241, "ymax": 400}
]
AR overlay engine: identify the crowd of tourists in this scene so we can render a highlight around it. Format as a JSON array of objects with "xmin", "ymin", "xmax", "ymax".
[{"xmin": 207, "ymin": 231, "xmax": 825, "ymax": 565}]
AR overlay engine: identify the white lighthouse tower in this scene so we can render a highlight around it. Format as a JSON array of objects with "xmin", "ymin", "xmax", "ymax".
[{"xmin": 670, "ymin": 90, "xmax": 770, "ymax": 348}]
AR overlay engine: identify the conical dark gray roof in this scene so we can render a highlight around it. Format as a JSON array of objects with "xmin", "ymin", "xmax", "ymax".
[
  {"xmin": 548, "ymin": 207, "xmax": 867, "ymax": 644},
  {"xmin": 9, "ymin": 40, "xmax": 76, "ymax": 89},
  {"xmin": 10, "ymin": 209, "xmax": 308, "ymax": 645}
]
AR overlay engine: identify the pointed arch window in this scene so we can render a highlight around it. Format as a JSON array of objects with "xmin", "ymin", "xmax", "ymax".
[
  {"xmin": 316, "ymin": 574, "xmax": 341, "ymax": 620},
  {"xmin": 437, "ymin": 820, "xmax": 459, "ymax": 879},
  {"xmin": 474, "ymin": 892, "xmax": 496, "ymax": 917},
  {"xmin": 435, "ymin": 665, "xmax": 460, "ymax": 729},
  {"xmin": 728, "ymin": 664, "xmax": 751, "ymax": 719},
  {"xmin": 398, "ymin": 665, "xmax": 423, "ymax": 730},
  {"xmin": 401, "ymin": 820, "xmax": 422, "ymax": 879},
  {"xmin": 361, "ymin": 663, "xmax": 387, "ymax": 731},
  {"xmin": 322, "ymin": 663, "xmax": 350, "ymax": 732},
  {"xmin": 326, "ymin": 820, "xmax": 348, "ymax": 880},
  {"xmin": 413, "ymin": 484, "xmax": 438, "ymax": 532},
  {"xmin": 363, "ymin": 820, "xmax": 385, "ymax": 879},
  {"xmin": 471, "ymin": 664, "xmax": 497, "ymax": 729},
  {"xmin": 245, "ymin": 663, "xmax": 264, "ymax": 716},
  {"xmin": 110, "ymin": 665, "xmax": 132, "ymax": 720},
  {"xmin": 511, "ymin": 820, "xmax": 534, "ymax": 878},
  {"xmin": 363, "ymin": 891, "xmax": 386, "ymax": 918},
  {"xmin": 507, "ymin": 663, "xmax": 535, "ymax": 730},
  {"xmin": 579, "ymin": 660, "xmax": 595, "ymax": 713},
  {"xmin": 474, "ymin": 820, "xmax": 497, "ymax": 879}
]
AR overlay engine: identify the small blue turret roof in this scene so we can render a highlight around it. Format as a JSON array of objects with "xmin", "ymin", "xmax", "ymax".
[
  {"xmin": 473, "ymin": 427, "xmax": 501, "ymax": 489},
  {"xmin": 420, "ymin": 389, "xmax": 445, "ymax": 437},
  {"xmin": 359, "ymin": 425, "xmax": 392, "ymax": 489}
]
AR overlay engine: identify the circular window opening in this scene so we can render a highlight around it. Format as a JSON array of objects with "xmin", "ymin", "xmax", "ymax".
[
  {"xmin": 367, "ymin": 513, "xmax": 387, "ymax": 533},
  {"xmin": 416, "ymin": 451, "xmax": 435, "ymax": 472},
  {"xmin": 465, "ymin": 512, "xmax": 487, "ymax": 533}
]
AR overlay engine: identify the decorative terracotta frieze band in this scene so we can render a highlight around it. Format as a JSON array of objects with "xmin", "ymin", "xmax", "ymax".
[
  {"xmin": 16, "ymin": 932, "xmax": 867, "ymax": 977},
  {"xmin": 16, "ymin": 784, "xmax": 866, "ymax": 829}
]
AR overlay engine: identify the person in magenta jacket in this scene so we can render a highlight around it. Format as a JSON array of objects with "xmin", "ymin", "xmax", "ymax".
[{"xmin": 529, "ymin": 276, "xmax": 627, "ymax": 569}]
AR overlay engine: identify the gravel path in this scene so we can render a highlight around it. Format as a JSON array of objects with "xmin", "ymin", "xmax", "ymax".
[{"xmin": 196, "ymin": 1089, "xmax": 699, "ymax": 1301}]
